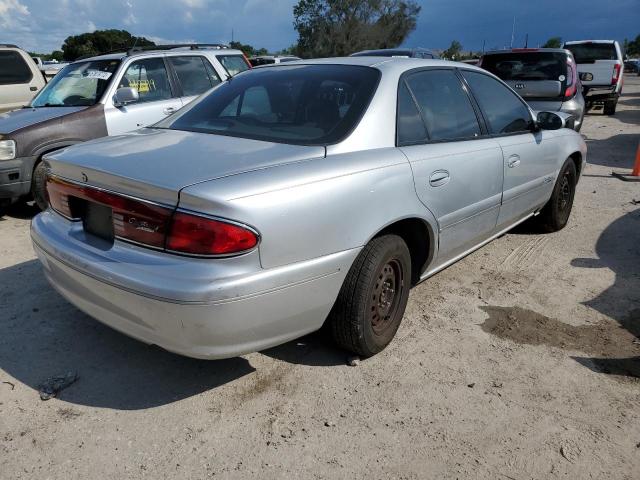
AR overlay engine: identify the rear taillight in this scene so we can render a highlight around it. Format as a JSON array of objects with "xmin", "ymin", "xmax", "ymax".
[
  {"xmin": 564, "ymin": 57, "xmax": 578, "ymax": 99},
  {"xmin": 167, "ymin": 212, "xmax": 258, "ymax": 256},
  {"xmin": 612, "ymin": 64, "xmax": 621, "ymax": 85},
  {"xmin": 46, "ymin": 175, "xmax": 258, "ymax": 257}
]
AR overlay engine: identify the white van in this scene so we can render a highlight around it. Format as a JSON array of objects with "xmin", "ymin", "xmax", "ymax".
[{"xmin": 0, "ymin": 44, "xmax": 46, "ymax": 113}]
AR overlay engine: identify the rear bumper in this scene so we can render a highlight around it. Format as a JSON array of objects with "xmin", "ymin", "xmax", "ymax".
[
  {"xmin": 31, "ymin": 210, "xmax": 358, "ymax": 359},
  {"xmin": 582, "ymin": 85, "xmax": 619, "ymax": 101},
  {"xmin": 0, "ymin": 155, "xmax": 37, "ymax": 200}
]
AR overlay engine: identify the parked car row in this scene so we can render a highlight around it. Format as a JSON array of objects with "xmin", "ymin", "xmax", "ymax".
[{"xmin": 0, "ymin": 43, "xmax": 251, "ymax": 209}]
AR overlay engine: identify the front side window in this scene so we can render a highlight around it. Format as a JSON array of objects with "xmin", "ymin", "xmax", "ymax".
[
  {"xmin": 157, "ymin": 64, "xmax": 380, "ymax": 145},
  {"xmin": 31, "ymin": 59, "xmax": 120, "ymax": 107},
  {"xmin": 462, "ymin": 70, "xmax": 533, "ymax": 134},
  {"xmin": 217, "ymin": 55, "xmax": 250, "ymax": 76},
  {"xmin": 404, "ymin": 69, "xmax": 481, "ymax": 142},
  {"xmin": 170, "ymin": 56, "xmax": 220, "ymax": 97},
  {"xmin": 0, "ymin": 51, "xmax": 32, "ymax": 85},
  {"xmin": 119, "ymin": 58, "xmax": 173, "ymax": 103}
]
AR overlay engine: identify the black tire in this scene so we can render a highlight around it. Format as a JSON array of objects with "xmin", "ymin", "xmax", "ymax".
[
  {"xmin": 536, "ymin": 158, "xmax": 577, "ymax": 232},
  {"xmin": 329, "ymin": 234, "xmax": 411, "ymax": 357},
  {"xmin": 603, "ymin": 99, "xmax": 617, "ymax": 115},
  {"xmin": 31, "ymin": 161, "xmax": 48, "ymax": 211}
]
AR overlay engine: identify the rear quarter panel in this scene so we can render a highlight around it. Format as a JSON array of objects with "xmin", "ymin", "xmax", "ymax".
[{"xmin": 178, "ymin": 148, "xmax": 438, "ymax": 269}]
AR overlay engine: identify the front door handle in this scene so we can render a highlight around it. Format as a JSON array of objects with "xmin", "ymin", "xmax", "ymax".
[
  {"xmin": 29, "ymin": 86, "xmax": 38, "ymax": 91},
  {"xmin": 508, "ymin": 155, "xmax": 521, "ymax": 168},
  {"xmin": 429, "ymin": 170, "xmax": 450, "ymax": 187},
  {"xmin": 163, "ymin": 107, "xmax": 177, "ymax": 115}
]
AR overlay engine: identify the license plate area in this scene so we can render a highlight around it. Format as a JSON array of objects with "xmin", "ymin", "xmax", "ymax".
[{"xmin": 73, "ymin": 198, "xmax": 115, "ymax": 244}]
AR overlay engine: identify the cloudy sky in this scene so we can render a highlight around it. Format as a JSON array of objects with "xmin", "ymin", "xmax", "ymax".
[{"xmin": 1, "ymin": 0, "xmax": 639, "ymax": 54}]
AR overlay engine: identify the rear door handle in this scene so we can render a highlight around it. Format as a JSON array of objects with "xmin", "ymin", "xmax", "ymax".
[
  {"xmin": 29, "ymin": 86, "xmax": 38, "ymax": 91},
  {"xmin": 163, "ymin": 107, "xmax": 177, "ymax": 115},
  {"xmin": 429, "ymin": 170, "xmax": 450, "ymax": 187},
  {"xmin": 508, "ymin": 155, "xmax": 521, "ymax": 168}
]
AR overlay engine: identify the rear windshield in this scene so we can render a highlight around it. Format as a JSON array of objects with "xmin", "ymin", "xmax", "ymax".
[
  {"xmin": 217, "ymin": 55, "xmax": 250, "ymax": 76},
  {"xmin": 0, "ymin": 50, "xmax": 33, "ymax": 85},
  {"xmin": 481, "ymin": 52, "xmax": 566, "ymax": 81},
  {"xmin": 31, "ymin": 59, "xmax": 120, "ymax": 107},
  {"xmin": 564, "ymin": 43, "xmax": 617, "ymax": 63},
  {"xmin": 158, "ymin": 64, "xmax": 380, "ymax": 145}
]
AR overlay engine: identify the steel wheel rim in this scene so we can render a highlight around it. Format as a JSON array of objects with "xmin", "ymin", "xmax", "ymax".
[
  {"xmin": 558, "ymin": 173, "xmax": 572, "ymax": 211},
  {"xmin": 370, "ymin": 259, "xmax": 404, "ymax": 336}
]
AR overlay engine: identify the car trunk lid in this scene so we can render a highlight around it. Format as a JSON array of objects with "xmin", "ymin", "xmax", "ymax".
[{"xmin": 45, "ymin": 128, "xmax": 325, "ymax": 207}]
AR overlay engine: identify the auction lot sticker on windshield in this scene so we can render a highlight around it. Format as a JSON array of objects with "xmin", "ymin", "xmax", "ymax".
[{"xmin": 85, "ymin": 70, "xmax": 112, "ymax": 80}]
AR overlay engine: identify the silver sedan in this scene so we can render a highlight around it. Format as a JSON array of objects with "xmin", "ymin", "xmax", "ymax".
[{"xmin": 31, "ymin": 57, "xmax": 587, "ymax": 359}]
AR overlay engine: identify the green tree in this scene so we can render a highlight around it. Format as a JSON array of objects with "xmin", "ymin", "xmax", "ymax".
[
  {"xmin": 543, "ymin": 37, "xmax": 562, "ymax": 48},
  {"xmin": 61, "ymin": 29, "xmax": 155, "ymax": 61},
  {"xmin": 624, "ymin": 34, "xmax": 640, "ymax": 57},
  {"xmin": 229, "ymin": 41, "xmax": 268, "ymax": 57},
  {"xmin": 442, "ymin": 40, "xmax": 462, "ymax": 60},
  {"xmin": 292, "ymin": 0, "xmax": 421, "ymax": 58}
]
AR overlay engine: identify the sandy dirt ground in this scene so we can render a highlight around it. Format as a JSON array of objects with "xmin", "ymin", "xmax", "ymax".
[{"xmin": 1, "ymin": 76, "xmax": 639, "ymax": 480}]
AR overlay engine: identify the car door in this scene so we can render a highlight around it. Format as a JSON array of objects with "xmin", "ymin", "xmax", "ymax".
[
  {"xmin": 104, "ymin": 57, "xmax": 183, "ymax": 136},
  {"xmin": 0, "ymin": 50, "xmax": 43, "ymax": 110},
  {"xmin": 461, "ymin": 70, "xmax": 557, "ymax": 228},
  {"xmin": 168, "ymin": 55, "xmax": 222, "ymax": 107},
  {"xmin": 398, "ymin": 69, "xmax": 504, "ymax": 263}
]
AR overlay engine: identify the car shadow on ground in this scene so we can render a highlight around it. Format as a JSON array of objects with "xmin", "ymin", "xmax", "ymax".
[
  {"xmin": 582, "ymin": 132, "xmax": 639, "ymax": 170},
  {"xmin": 0, "ymin": 201, "xmax": 40, "ymax": 221},
  {"xmin": 570, "ymin": 209, "xmax": 640, "ymax": 378},
  {"xmin": 0, "ymin": 260, "xmax": 256, "ymax": 410}
]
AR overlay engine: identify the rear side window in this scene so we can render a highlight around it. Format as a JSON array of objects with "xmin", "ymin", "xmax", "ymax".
[
  {"xmin": 120, "ymin": 58, "xmax": 173, "ymax": 103},
  {"xmin": 170, "ymin": 56, "xmax": 220, "ymax": 97},
  {"xmin": 397, "ymin": 81, "xmax": 427, "ymax": 145},
  {"xmin": 565, "ymin": 43, "xmax": 617, "ymax": 63},
  {"xmin": 462, "ymin": 71, "xmax": 532, "ymax": 135},
  {"xmin": 481, "ymin": 52, "xmax": 566, "ymax": 81},
  {"xmin": 217, "ymin": 55, "xmax": 250, "ymax": 76},
  {"xmin": 404, "ymin": 70, "xmax": 481, "ymax": 142},
  {"xmin": 0, "ymin": 51, "xmax": 33, "ymax": 85}
]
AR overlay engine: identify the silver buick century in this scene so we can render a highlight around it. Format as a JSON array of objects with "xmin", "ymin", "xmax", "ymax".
[{"xmin": 31, "ymin": 57, "xmax": 587, "ymax": 359}]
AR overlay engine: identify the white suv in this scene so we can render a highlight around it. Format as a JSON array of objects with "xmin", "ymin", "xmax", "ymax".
[
  {"xmin": 563, "ymin": 40, "xmax": 624, "ymax": 115},
  {"xmin": 0, "ymin": 44, "xmax": 250, "ymax": 209},
  {"xmin": 0, "ymin": 44, "xmax": 46, "ymax": 113}
]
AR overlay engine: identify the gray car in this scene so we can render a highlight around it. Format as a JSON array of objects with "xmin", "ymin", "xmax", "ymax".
[
  {"xmin": 480, "ymin": 48, "xmax": 585, "ymax": 131},
  {"xmin": 31, "ymin": 58, "xmax": 587, "ymax": 359}
]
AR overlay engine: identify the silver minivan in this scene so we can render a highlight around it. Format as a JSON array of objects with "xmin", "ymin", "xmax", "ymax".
[{"xmin": 480, "ymin": 48, "xmax": 585, "ymax": 131}]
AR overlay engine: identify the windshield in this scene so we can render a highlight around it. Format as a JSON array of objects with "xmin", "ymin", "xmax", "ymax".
[
  {"xmin": 217, "ymin": 55, "xmax": 250, "ymax": 76},
  {"xmin": 157, "ymin": 64, "xmax": 380, "ymax": 145},
  {"xmin": 481, "ymin": 52, "xmax": 566, "ymax": 81},
  {"xmin": 31, "ymin": 59, "xmax": 120, "ymax": 107},
  {"xmin": 564, "ymin": 43, "xmax": 617, "ymax": 63}
]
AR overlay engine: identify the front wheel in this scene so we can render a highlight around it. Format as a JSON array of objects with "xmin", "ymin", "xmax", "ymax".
[
  {"xmin": 31, "ymin": 161, "xmax": 48, "ymax": 211},
  {"xmin": 329, "ymin": 234, "xmax": 411, "ymax": 357},
  {"xmin": 535, "ymin": 158, "xmax": 577, "ymax": 232}
]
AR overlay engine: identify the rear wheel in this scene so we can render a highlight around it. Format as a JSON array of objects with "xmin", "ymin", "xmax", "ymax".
[
  {"xmin": 31, "ymin": 161, "xmax": 48, "ymax": 211},
  {"xmin": 603, "ymin": 99, "xmax": 617, "ymax": 115},
  {"xmin": 535, "ymin": 158, "xmax": 577, "ymax": 232},
  {"xmin": 329, "ymin": 234, "xmax": 411, "ymax": 357}
]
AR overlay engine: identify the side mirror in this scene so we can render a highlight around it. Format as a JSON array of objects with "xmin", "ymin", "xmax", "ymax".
[
  {"xmin": 113, "ymin": 87, "xmax": 139, "ymax": 107},
  {"xmin": 536, "ymin": 111, "xmax": 567, "ymax": 131},
  {"xmin": 579, "ymin": 72, "xmax": 593, "ymax": 82}
]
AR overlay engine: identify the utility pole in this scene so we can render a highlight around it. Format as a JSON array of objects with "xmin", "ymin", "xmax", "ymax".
[
  {"xmin": 482, "ymin": 39, "xmax": 486, "ymax": 54},
  {"xmin": 510, "ymin": 16, "xmax": 515, "ymax": 49},
  {"xmin": 524, "ymin": 33, "xmax": 528, "ymax": 48},
  {"xmin": 231, "ymin": 28, "xmax": 234, "ymax": 43}
]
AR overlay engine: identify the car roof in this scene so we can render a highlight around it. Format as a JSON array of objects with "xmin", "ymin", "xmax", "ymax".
[
  {"xmin": 564, "ymin": 40, "xmax": 617, "ymax": 45},
  {"xmin": 483, "ymin": 48, "xmax": 570, "ymax": 55},
  {"xmin": 263, "ymin": 56, "xmax": 483, "ymax": 75},
  {"xmin": 77, "ymin": 47, "xmax": 245, "ymax": 63}
]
